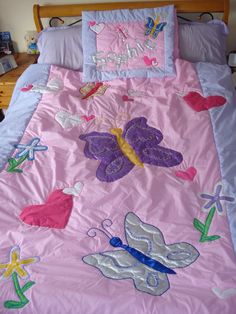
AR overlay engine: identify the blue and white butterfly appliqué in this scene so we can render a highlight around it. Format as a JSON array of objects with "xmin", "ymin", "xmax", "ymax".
[
  {"xmin": 83, "ymin": 212, "xmax": 200, "ymax": 296},
  {"xmin": 144, "ymin": 17, "xmax": 167, "ymax": 39}
]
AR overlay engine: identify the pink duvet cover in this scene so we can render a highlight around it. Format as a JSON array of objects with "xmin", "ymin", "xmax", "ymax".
[{"xmin": 0, "ymin": 59, "xmax": 236, "ymax": 313}]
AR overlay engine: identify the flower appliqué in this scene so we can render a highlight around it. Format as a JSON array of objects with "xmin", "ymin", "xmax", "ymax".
[
  {"xmin": 0, "ymin": 246, "xmax": 39, "ymax": 309},
  {"xmin": 193, "ymin": 183, "xmax": 235, "ymax": 243},
  {"xmin": 7, "ymin": 137, "xmax": 48, "ymax": 173},
  {"xmin": 200, "ymin": 183, "xmax": 234, "ymax": 214}
]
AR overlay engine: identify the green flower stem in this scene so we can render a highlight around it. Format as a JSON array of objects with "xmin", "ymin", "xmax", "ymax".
[
  {"xmin": 12, "ymin": 272, "xmax": 29, "ymax": 304},
  {"xmin": 12, "ymin": 155, "xmax": 28, "ymax": 168},
  {"xmin": 193, "ymin": 207, "xmax": 221, "ymax": 243},
  {"xmin": 7, "ymin": 154, "xmax": 28, "ymax": 173},
  {"xmin": 4, "ymin": 273, "xmax": 34, "ymax": 309}
]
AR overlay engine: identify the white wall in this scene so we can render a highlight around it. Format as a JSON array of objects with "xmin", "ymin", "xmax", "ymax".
[{"xmin": 0, "ymin": 0, "xmax": 236, "ymax": 53}]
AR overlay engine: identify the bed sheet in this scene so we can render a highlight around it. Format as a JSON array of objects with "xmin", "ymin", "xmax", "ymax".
[{"xmin": 0, "ymin": 59, "xmax": 236, "ymax": 313}]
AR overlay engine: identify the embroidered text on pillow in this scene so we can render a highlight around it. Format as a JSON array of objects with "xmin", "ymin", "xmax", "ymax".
[{"xmin": 92, "ymin": 39, "xmax": 156, "ymax": 69}]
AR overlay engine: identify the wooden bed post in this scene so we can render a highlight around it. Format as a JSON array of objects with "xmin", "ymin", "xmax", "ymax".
[
  {"xmin": 223, "ymin": 0, "xmax": 230, "ymax": 24},
  {"xmin": 33, "ymin": 4, "xmax": 43, "ymax": 32}
]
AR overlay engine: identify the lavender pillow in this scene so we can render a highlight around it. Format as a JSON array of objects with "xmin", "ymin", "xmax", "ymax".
[
  {"xmin": 178, "ymin": 20, "xmax": 228, "ymax": 64},
  {"xmin": 37, "ymin": 25, "xmax": 83, "ymax": 70}
]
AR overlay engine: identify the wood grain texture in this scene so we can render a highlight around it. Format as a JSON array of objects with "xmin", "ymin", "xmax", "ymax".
[
  {"xmin": 33, "ymin": 4, "xmax": 43, "ymax": 33},
  {"xmin": 0, "ymin": 53, "xmax": 38, "ymax": 85},
  {"xmin": 0, "ymin": 53, "xmax": 38, "ymax": 109},
  {"xmin": 33, "ymin": 0, "xmax": 229, "ymax": 32},
  {"xmin": 223, "ymin": 0, "xmax": 230, "ymax": 25}
]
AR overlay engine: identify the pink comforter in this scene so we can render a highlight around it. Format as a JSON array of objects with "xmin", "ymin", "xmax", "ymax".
[{"xmin": 0, "ymin": 59, "xmax": 235, "ymax": 313}]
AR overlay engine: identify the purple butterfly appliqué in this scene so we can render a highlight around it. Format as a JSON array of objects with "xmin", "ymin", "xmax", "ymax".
[{"xmin": 79, "ymin": 117, "xmax": 183, "ymax": 182}]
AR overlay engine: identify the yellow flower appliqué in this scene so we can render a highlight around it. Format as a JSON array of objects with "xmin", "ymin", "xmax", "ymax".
[{"xmin": 0, "ymin": 246, "xmax": 39, "ymax": 280}]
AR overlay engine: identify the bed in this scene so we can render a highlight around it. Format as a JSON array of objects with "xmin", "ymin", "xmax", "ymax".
[{"xmin": 0, "ymin": 0, "xmax": 236, "ymax": 313}]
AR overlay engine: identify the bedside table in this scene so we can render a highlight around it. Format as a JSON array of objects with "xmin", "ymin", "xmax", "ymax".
[{"xmin": 0, "ymin": 53, "xmax": 38, "ymax": 110}]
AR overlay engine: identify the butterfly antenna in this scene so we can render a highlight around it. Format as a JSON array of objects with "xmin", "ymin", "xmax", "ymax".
[
  {"xmin": 113, "ymin": 118, "xmax": 118, "ymax": 129},
  {"xmin": 101, "ymin": 219, "xmax": 114, "ymax": 238},
  {"xmin": 87, "ymin": 227, "xmax": 111, "ymax": 239}
]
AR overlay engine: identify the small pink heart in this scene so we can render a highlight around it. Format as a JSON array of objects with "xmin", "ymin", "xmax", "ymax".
[
  {"xmin": 143, "ymin": 56, "xmax": 158, "ymax": 66},
  {"xmin": 122, "ymin": 95, "xmax": 134, "ymax": 102},
  {"xmin": 21, "ymin": 84, "xmax": 33, "ymax": 92},
  {"xmin": 81, "ymin": 115, "xmax": 95, "ymax": 122},
  {"xmin": 89, "ymin": 21, "xmax": 96, "ymax": 26},
  {"xmin": 175, "ymin": 167, "xmax": 197, "ymax": 181}
]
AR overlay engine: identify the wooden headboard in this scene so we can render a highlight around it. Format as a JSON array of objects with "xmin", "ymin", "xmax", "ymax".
[{"xmin": 33, "ymin": 0, "xmax": 229, "ymax": 32}]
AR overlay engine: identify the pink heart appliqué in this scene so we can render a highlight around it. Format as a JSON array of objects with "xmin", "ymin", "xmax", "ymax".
[
  {"xmin": 122, "ymin": 95, "xmax": 134, "ymax": 102},
  {"xmin": 21, "ymin": 84, "xmax": 33, "ymax": 92},
  {"xmin": 183, "ymin": 91, "xmax": 226, "ymax": 112},
  {"xmin": 89, "ymin": 21, "xmax": 96, "ymax": 26},
  {"xmin": 20, "ymin": 190, "xmax": 73, "ymax": 229},
  {"xmin": 175, "ymin": 167, "xmax": 197, "ymax": 181},
  {"xmin": 143, "ymin": 56, "xmax": 158, "ymax": 66},
  {"xmin": 81, "ymin": 115, "xmax": 95, "ymax": 122}
]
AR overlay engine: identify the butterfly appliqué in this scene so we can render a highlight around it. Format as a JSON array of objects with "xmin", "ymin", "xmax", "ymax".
[
  {"xmin": 79, "ymin": 117, "xmax": 183, "ymax": 182},
  {"xmin": 83, "ymin": 212, "xmax": 200, "ymax": 296},
  {"xmin": 144, "ymin": 17, "xmax": 167, "ymax": 39},
  {"xmin": 80, "ymin": 82, "xmax": 110, "ymax": 100}
]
